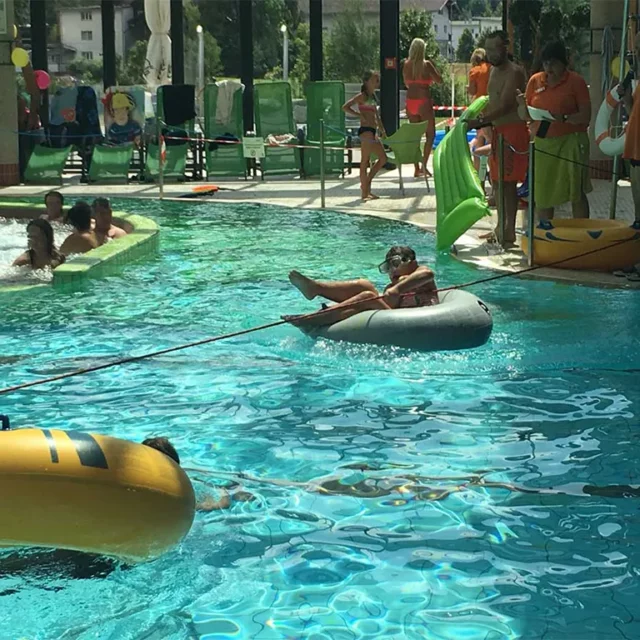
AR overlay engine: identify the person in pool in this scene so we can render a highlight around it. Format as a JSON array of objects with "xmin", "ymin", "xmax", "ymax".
[
  {"xmin": 283, "ymin": 245, "xmax": 438, "ymax": 329},
  {"xmin": 343, "ymin": 70, "xmax": 387, "ymax": 201},
  {"xmin": 41, "ymin": 190, "xmax": 65, "ymax": 223},
  {"xmin": 142, "ymin": 437, "xmax": 255, "ymax": 511},
  {"xmin": 12, "ymin": 218, "xmax": 66, "ymax": 270},
  {"xmin": 92, "ymin": 197, "xmax": 127, "ymax": 246},
  {"xmin": 60, "ymin": 201, "xmax": 99, "ymax": 256}
]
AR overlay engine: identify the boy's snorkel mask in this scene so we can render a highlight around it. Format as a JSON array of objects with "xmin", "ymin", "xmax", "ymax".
[{"xmin": 378, "ymin": 253, "xmax": 410, "ymax": 274}]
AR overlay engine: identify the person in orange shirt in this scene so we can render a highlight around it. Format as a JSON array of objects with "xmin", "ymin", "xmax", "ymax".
[
  {"xmin": 517, "ymin": 40, "xmax": 592, "ymax": 221},
  {"xmin": 620, "ymin": 38, "xmax": 640, "ymax": 228},
  {"xmin": 467, "ymin": 48, "xmax": 491, "ymax": 100}
]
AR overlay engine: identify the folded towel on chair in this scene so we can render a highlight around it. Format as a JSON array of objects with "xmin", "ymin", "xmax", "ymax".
[
  {"xmin": 162, "ymin": 85, "xmax": 196, "ymax": 126},
  {"xmin": 215, "ymin": 80, "xmax": 244, "ymax": 126}
]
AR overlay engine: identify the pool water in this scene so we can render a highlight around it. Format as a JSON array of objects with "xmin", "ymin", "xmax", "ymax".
[
  {"xmin": 0, "ymin": 217, "xmax": 71, "ymax": 286},
  {"xmin": 1, "ymin": 199, "xmax": 639, "ymax": 640}
]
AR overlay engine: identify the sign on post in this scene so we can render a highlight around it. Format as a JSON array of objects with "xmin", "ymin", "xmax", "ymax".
[{"xmin": 243, "ymin": 137, "xmax": 265, "ymax": 159}]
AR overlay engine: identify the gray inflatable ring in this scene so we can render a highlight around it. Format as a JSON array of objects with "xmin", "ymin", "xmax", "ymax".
[{"xmin": 299, "ymin": 289, "xmax": 493, "ymax": 352}]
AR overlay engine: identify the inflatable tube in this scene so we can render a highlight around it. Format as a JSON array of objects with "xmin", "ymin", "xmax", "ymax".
[
  {"xmin": 0, "ymin": 429, "xmax": 195, "ymax": 561},
  {"xmin": 595, "ymin": 88, "xmax": 626, "ymax": 157},
  {"xmin": 521, "ymin": 219, "xmax": 640, "ymax": 271},
  {"xmin": 434, "ymin": 97, "xmax": 491, "ymax": 250},
  {"xmin": 299, "ymin": 290, "xmax": 493, "ymax": 352}
]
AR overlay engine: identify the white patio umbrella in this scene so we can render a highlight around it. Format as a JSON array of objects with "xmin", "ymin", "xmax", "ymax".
[{"xmin": 144, "ymin": 0, "xmax": 172, "ymax": 87}]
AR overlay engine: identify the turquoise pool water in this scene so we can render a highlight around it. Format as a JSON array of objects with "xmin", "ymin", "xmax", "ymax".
[{"xmin": 1, "ymin": 199, "xmax": 639, "ymax": 640}]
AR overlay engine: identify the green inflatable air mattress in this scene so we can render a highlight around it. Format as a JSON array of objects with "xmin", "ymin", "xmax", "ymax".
[{"xmin": 434, "ymin": 96, "xmax": 490, "ymax": 250}]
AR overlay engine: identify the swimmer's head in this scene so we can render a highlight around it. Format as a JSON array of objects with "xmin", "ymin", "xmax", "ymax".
[
  {"xmin": 379, "ymin": 245, "xmax": 417, "ymax": 277},
  {"xmin": 142, "ymin": 437, "xmax": 180, "ymax": 465}
]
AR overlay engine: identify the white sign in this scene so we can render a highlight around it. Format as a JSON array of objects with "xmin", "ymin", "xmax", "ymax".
[
  {"xmin": 243, "ymin": 136, "xmax": 265, "ymax": 159},
  {"xmin": 0, "ymin": 0, "xmax": 7, "ymax": 37}
]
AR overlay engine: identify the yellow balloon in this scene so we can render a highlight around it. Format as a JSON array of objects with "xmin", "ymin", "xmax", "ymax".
[
  {"xmin": 11, "ymin": 47, "xmax": 29, "ymax": 68},
  {"xmin": 13, "ymin": 24, "xmax": 18, "ymax": 40},
  {"xmin": 611, "ymin": 56, "xmax": 630, "ymax": 79}
]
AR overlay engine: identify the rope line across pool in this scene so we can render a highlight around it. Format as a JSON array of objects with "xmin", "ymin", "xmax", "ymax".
[{"xmin": 0, "ymin": 233, "xmax": 638, "ymax": 397}]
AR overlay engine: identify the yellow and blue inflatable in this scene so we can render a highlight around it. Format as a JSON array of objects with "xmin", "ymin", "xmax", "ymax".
[
  {"xmin": 0, "ymin": 428, "xmax": 195, "ymax": 562},
  {"xmin": 521, "ymin": 219, "xmax": 640, "ymax": 271}
]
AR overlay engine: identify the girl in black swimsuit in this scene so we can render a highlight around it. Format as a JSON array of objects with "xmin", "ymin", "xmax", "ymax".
[{"xmin": 343, "ymin": 71, "xmax": 388, "ymax": 201}]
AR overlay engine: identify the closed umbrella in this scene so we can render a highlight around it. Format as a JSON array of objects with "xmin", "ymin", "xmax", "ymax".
[{"xmin": 144, "ymin": 0, "xmax": 172, "ymax": 87}]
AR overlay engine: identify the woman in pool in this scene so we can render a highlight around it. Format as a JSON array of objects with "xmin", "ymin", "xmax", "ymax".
[
  {"xmin": 343, "ymin": 70, "xmax": 387, "ymax": 201},
  {"xmin": 403, "ymin": 38, "xmax": 442, "ymax": 177},
  {"xmin": 12, "ymin": 219, "xmax": 66, "ymax": 270}
]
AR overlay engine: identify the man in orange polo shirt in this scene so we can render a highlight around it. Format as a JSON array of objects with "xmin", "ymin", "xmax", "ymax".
[
  {"xmin": 467, "ymin": 31, "xmax": 529, "ymax": 248},
  {"xmin": 518, "ymin": 40, "xmax": 592, "ymax": 221},
  {"xmin": 621, "ymin": 38, "xmax": 640, "ymax": 228}
]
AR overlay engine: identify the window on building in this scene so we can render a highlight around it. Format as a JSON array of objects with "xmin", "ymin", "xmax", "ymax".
[
  {"xmin": 82, "ymin": 51, "xmax": 94, "ymax": 60},
  {"xmin": 434, "ymin": 24, "xmax": 439, "ymax": 33},
  {"xmin": 81, "ymin": 11, "xmax": 92, "ymax": 21},
  {"xmin": 444, "ymin": 25, "xmax": 448, "ymax": 34},
  {"xmin": 81, "ymin": 31, "xmax": 93, "ymax": 41}
]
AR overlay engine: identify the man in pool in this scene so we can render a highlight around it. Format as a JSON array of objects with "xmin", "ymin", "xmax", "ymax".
[
  {"xmin": 42, "ymin": 190, "xmax": 65, "ymax": 223},
  {"xmin": 59, "ymin": 201, "xmax": 99, "ymax": 256},
  {"xmin": 142, "ymin": 437, "xmax": 255, "ymax": 511},
  {"xmin": 92, "ymin": 197, "xmax": 126, "ymax": 246},
  {"xmin": 283, "ymin": 245, "xmax": 438, "ymax": 329}
]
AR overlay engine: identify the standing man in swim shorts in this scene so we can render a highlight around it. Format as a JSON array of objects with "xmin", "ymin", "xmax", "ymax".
[{"xmin": 467, "ymin": 30, "xmax": 528, "ymax": 248}]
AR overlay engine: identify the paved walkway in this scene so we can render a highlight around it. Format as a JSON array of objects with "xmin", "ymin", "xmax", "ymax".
[{"xmin": 1, "ymin": 168, "xmax": 638, "ymax": 288}]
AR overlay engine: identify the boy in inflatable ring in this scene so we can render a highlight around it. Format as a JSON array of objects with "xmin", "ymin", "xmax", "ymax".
[{"xmin": 282, "ymin": 245, "xmax": 438, "ymax": 329}]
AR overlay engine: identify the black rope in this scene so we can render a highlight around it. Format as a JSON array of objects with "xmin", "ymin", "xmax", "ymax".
[{"xmin": 1, "ymin": 232, "xmax": 638, "ymax": 397}]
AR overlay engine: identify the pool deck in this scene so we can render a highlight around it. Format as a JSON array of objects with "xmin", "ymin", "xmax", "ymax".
[{"xmin": 1, "ymin": 168, "xmax": 639, "ymax": 290}]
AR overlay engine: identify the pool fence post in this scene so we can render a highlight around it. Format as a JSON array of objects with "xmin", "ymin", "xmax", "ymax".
[
  {"xmin": 157, "ymin": 118, "xmax": 165, "ymax": 200},
  {"xmin": 527, "ymin": 139, "xmax": 536, "ymax": 267},
  {"xmin": 497, "ymin": 133, "xmax": 505, "ymax": 246},
  {"xmin": 610, "ymin": 0, "xmax": 631, "ymax": 219},
  {"xmin": 320, "ymin": 118, "xmax": 326, "ymax": 209}
]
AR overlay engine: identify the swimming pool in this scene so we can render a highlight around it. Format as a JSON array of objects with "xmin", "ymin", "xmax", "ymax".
[{"xmin": 1, "ymin": 199, "xmax": 639, "ymax": 639}]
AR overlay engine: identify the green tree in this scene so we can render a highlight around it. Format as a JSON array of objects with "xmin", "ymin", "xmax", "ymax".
[
  {"xmin": 197, "ymin": 0, "xmax": 301, "ymax": 78},
  {"xmin": 325, "ymin": 0, "xmax": 378, "ymax": 83},
  {"xmin": 469, "ymin": 0, "xmax": 490, "ymax": 16},
  {"xmin": 184, "ymin": 0, "xmax": 222, "ymax": 83},
  {"xmin": 67, "ymin": 58, "xmax": 103, "ymax": 85},
  {"xmin": 456, "ymin": 28, "xmax": 476, "ymax": 62},
  {"xmin": 118, "ymin": 40, "xmax": 148, "ymax": 86},
  {"xmin": 475, "ymin": 28, "xmax": 492, "ymax": 50},
  {"xmin": 399, "ymin": 8, "xmax": 451, "ymax": 106}
]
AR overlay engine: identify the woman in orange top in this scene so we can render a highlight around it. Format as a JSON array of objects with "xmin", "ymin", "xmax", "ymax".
[
  {"xmin": 621, "ymin": 37, "xmax": 640, "ymax": 228},
  {"xmin": 517, "ymin": 40, "xmax": 592, "ymax": 221},
  {"xmin": 467, "ymin": 48, "xmax": 491, "ymax": 100},
  {"xmin": 403, "ymin": 37, "xmax": 442, "ymax": 177}
]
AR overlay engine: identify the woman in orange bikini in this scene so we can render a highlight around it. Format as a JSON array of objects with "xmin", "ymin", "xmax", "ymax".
[
  {"xmin": 343, "ymin": 70, "xmax": 387, "ymax": 201},
  {"xmin": 403, "ymin": 38, "xmax": 442, "ymax": 177}
]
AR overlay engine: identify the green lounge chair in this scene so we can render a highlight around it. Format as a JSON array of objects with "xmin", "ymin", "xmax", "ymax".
[
  {"xmin": 145, "ymin": 142, "xmax": 188, "ymax": 182},
  {"xmin": 204, "ymin": 84, "xmax": 247, "ymax": 178},
  {"xmin": 254, "ymin": 82, "xmax": 301, "ymax": 177},
  {"xmin": 304, "ymin": 81, "xmax": 345, "ymax": 177},
  {"xmin": 145, "ymin": 85, "xmax": 194, "ymax": 182},
  {"xmin": 381, "ymin": 121, "xmax": 429, "ymax": 195},
  {"xmin": 88, "ymin": 144, "xmax": 134, "ymax": 183},
  {"xmin": 24, "ymin": 145, "xmax": 72, "ymax": 185}
]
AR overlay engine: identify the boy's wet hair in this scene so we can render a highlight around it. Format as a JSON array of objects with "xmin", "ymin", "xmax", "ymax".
[
  {"xmin": 142, "ymin": 437, "xmax": 180, "ymax": 465},
  {"xmin": 386, "ymin": 245, "xmax": 416, "ymax": 262}
]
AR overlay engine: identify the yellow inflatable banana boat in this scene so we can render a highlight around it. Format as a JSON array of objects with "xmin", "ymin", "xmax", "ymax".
[
  {"xmin": 522, "ymin": 219, "xmax": 640, "ymax": 271},
  {"xmin": 0, "ymin": 429, "xmax": 195, "ymax": 561}
]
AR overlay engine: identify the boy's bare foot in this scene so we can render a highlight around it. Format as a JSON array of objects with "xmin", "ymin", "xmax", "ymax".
[{"xmin": 288, "ymin": 270, "xmax": 317, "ymax": 300}]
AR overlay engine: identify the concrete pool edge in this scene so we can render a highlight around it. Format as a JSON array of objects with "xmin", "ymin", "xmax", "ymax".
[{"xmin": 0, "ymin": 201, "xmax": 159, "ymax": 293}]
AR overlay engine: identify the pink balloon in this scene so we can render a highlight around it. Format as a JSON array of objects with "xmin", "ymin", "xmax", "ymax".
[{"xmin": 34, "ymin": 70, "xmax": 50, "ymax": 91}]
